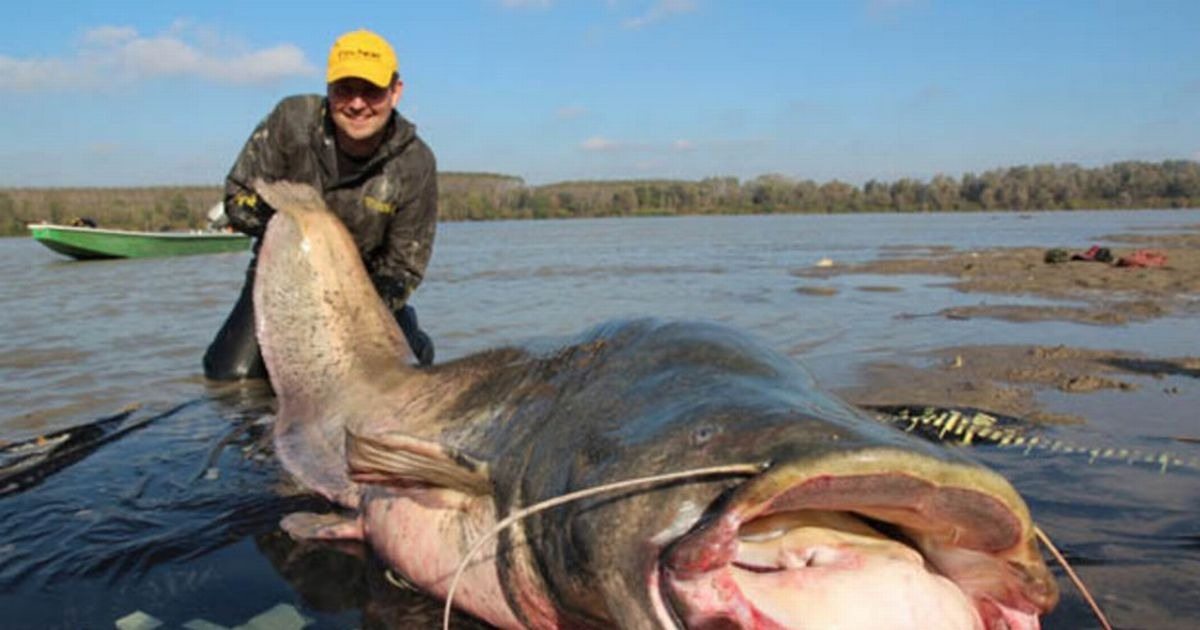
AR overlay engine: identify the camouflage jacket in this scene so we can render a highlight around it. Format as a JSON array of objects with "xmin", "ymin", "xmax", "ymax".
[{"xmin": 225, "ymin": 94, "xmax": 437, "ymax": 306}]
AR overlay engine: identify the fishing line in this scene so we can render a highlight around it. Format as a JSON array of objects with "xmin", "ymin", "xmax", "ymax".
[{"xmin": 1035, "ymin": 525, "xmax": 1112, "ymax": 630}]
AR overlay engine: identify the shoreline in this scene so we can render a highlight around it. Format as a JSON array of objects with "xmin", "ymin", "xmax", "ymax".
[{"xmin": 794, "ymin": 224, "xmax": 1200, "ymax": 428}]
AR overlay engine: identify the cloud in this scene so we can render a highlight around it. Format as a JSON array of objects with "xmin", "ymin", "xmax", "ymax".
[
  {"xmin": 581, "ymin": 136, "xmax": 623, "ymax": 152},
  {"xmin": 0, "ymin": 57, "xmax": 66, "ymax": 91},
  {"xmin": 555, "ymin": 105, "xmax": 589, "ymax": 120},
  {"xmin": 623, "ymin": 0, "xmax": 696, "ymax": 30},
  {"xmin": 580, "ymin": 136, "xmax": 761, "ymax": 155},
  {"xmin": 579, "ymin": 136, "xmax": 667, "ymax": 153},
  {"xmin": 81, "ymin": 25, "xmax": 138, "ymax": 46},
  {"xmin": 0, "ymin": 23, "xmax": 316, "ymax": 92}
]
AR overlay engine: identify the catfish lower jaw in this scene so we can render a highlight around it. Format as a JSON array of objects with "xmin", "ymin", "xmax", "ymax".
[
  {"xmin": 658, "ymin": 454, "xmax": 1057, "ymax": 629},
  {"xmin": 663, "ymin": 511, "xmax": 1001, "ymax": 630}
]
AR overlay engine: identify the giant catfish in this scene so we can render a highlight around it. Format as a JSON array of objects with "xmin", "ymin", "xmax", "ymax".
[{"xmin": 252, "ymin": 181, "xmax": 1058, "ymax": 629}]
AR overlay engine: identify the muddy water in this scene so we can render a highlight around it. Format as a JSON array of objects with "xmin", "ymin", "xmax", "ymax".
[{"xmin": 2, "ymin": 209, "xmax": 1198, "ymax": 628}]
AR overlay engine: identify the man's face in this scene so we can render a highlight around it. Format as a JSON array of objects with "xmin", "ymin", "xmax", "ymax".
[{"xmin": 327, "ymin": 77, "xmax": 402, "ymax": 143}]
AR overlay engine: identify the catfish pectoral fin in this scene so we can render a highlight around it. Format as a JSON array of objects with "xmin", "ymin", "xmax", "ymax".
[
  {"xmin": 280, "ymin": 511, "xmax": 365, "ymax": 541},
  {"xmin": 345, "ymin": 429, "xmax": 491, "ymax": 496}
]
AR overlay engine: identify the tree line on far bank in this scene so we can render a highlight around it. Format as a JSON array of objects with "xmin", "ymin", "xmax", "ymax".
[{"xmin": 1, "ymin": 159, "xmax": 1197, "ymax": 236}]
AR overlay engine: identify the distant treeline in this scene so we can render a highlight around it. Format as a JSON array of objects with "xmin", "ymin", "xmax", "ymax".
[{"xmin": 2, "ymin": 160, "xmax": 1197, "ymax": 236}]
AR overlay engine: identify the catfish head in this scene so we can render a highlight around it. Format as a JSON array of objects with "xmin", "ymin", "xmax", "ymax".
[{"xmin": 480, "ymin": 322, "xmax": 1060, "ymax": 629}]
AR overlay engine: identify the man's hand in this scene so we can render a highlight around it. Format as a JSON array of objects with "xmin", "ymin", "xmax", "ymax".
[
  {"xmin": 227, "ymin": 191, "xmax": 276, "ymax": 238},
  {"xmin": 370, "ymin": 274, "xmax": 409, "ymax": 311}
]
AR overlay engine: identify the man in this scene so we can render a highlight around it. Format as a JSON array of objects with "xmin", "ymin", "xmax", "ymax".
[{"xmin": 204, "ymin": 29, "xmax": 437, "ymax": 380}]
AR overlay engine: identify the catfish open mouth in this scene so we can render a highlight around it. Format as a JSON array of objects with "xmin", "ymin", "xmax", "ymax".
[{"xmin": 659, "ymin": 449, "xmax": 1059, "ymax": 629}]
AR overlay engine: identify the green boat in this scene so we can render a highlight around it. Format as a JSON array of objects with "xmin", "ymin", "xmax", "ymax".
[{"xmin": 28, "ymin": 223, "xmax": 252, "ymax": 260}]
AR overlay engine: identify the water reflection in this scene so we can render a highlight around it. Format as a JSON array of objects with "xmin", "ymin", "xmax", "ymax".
[{"xmin": 257, "ymin": 532, "xmax": 490, "ymax": 629}]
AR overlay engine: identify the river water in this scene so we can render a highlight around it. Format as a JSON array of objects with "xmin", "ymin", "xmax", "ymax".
[{"xmin": 1, "ymin": 210, "xmax": 1198, "ymax": 628}]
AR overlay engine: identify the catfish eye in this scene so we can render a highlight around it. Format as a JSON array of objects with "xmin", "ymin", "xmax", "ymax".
[{"xmin": 691, "ymin": 425, "xmax": 718, "ymax": 446}]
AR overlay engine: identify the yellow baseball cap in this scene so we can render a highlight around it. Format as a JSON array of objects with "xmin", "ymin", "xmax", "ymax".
[{"xmin": 326, "ymin": 29, "xmax": 398, "ymax": 88}]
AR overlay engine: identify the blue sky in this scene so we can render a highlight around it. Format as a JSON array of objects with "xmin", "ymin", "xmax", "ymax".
[{"xmin": 1, "ymin": 0, "xmax": 1197, "ymax": 187}]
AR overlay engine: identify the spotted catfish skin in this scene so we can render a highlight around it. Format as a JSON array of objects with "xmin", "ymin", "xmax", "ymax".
[{"xmin": 252, "ymin": 181, "xmax": 1058, "ymax": 629}]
